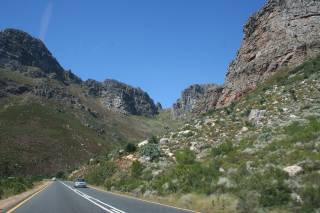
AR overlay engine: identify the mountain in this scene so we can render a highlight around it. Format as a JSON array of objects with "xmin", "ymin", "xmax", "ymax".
[
  {"xmin": 217, "ymin": 0, "xmax": 320, "ymax": 106},
  {"xmin": 0, "ymin": 28, "xmax": 158, "ymax": 116},
  {"xmin": 79, "ymin": 44, "xmax": 320, "ymax": 213},
  {"xmin": 84, "ymin": 79, "xmax": 158, "ymax": 116},
  {"xmin": 78, "ymin": 1, "xmax": 320, "ymax": 212},
  {"xmin": 173, "ymin": 0, "xmax": 320, "ymax": 117},
  {"xmin": 172, "ymin": 84, "xmax": 222, "ymax": 118},
  {"xmin": 0, "ymin": 29, "xmax": 172, "ymax": 176},
  {"xmin": 0, "ymin": 28, "xmax": 79, "ymax": 83}
]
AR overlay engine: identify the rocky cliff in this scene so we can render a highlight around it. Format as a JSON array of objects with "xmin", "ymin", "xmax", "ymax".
[
  {"xmin": 84, "ymin": 79, "xmax": 158, "ymax": 116},
  {"xmin": 217, "ymin": 0, "xmax": 320, "ymax": 106},
  {"xmin": 0, "ymin": 29, "xmax": 68, "ymax": 80},
  {"xmin": 172, "ymin": 84, "xmax": 222, "ymax": 117},
  {"xmin": 0, "ymin": 28, "xmax": 158, "ymax": 116}
]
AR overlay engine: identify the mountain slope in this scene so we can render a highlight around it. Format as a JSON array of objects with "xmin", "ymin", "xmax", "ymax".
[
  {"xmin": 0, "ymin": 66, "xmax": 175, "ymax": 176},
  {"xmin": 80, "ymin": 56, "xmax": 320, "ymax": 213},
  {"xmin": 0, "ymin": 29, "xmax": 175, "ymax": 177}
]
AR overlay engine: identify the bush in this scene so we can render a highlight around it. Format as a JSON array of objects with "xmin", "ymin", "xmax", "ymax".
[
  {"xmin": 153, "ymin": 162, "xmax": 218, "ymax": 195},
  {"xmin": 0, "ymin": 177, "xmax": 35, "ymax": 198},
  {"xmin": 301, "ymin": 184, "xmax": 320, "ymax": 210},
  {"xmin": 112, "ymin": 171, "xmax": 144, "ymax": 192},
  {"xmin": 235, "ymin": 167, "xmax": 291, "ymax": 208},
  {"xmin": 212, "ymin": 141, "xmax": 233, "ymax": 156},
  {"xmin": 85, "ymin": 161, "xmax": 116, "ymax": 185},
  {"xmin": 56, "ymin": 171, "xmax": 66, "ymax": 179},
  {"xmin": 259, "ymin": 181, "xmax": 291, "ymax": 207},
  {"xmin": 139, "ymin": 144, "xmax": 161, "ymax": 160},
  {"xmin": 148, "ymin": 135, "xmax": 159, "ymax": 144},
  {"xmin": 125, "ymin": 143, "xmax": 137, "ymax": 153},
  {"xmin": 131, "ymin": 161, "xmax": 144, "ymax": 178},
  {"xmin": 284, "ymin": 117, "xmax": 320, "ymax": 143},
  {"xmin": 175, "ymin": 149, "xmax": 196, "ymax": 165}
]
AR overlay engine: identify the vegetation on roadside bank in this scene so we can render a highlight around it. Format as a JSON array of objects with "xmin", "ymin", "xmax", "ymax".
[
  {"xmin": 0, "ymin": 176, "xmax": 42, "ymax": 200},
  {"xmin": 72, "ymin": 57, "xmax": 320, "ymax": 213}
]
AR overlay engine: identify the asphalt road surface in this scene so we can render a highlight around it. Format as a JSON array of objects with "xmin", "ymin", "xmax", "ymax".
[{"xmin": 10, "ymin": 181, "xmax": 195, "ymax": 213}]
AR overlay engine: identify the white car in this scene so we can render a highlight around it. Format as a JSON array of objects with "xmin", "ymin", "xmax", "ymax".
[
  {"xmin": 52, "ymin": 177, "xmax": 56, "ymax": 181},
  {"xmin": 74, "ymin": 178, "xmax": 87, "ymax": 188}
]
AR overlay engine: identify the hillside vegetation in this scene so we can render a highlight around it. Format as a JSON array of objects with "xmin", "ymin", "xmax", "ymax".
[
  {"xmin": 0, "ymin": 67, "xmax": 178, "ymax": 177},
  {"xmin": 77, "ymin": 57, "xmax": 320, "ymax": 213}
]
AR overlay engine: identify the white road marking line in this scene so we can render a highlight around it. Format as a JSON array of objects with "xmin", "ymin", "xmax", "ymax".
[{"xmin": 60, "ymin": 181, "xmax": 126, "ymax": 213}]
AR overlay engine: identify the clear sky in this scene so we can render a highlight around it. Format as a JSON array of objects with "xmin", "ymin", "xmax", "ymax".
[{"xmin": 0, "ymin": 0, "xmax": 266, "ymax": 108}]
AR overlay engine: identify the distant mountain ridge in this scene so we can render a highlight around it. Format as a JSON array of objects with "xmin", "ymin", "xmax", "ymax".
[
  {"xmin": 0, "ymin": 28, "xmax": 158, "ymax": 116},
  {"xmin": 84, "ymin": 79, "xmax": 159, "ymax": 116}
]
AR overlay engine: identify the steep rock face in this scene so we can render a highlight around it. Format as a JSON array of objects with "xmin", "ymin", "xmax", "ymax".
[
  {"xmin": 172, "ymin": 84, "xmax": 223, "ymax": 118},
  {"xmin": 0, "ymin": 29, "xmax": 68, "ymax": 80},
  {"xmin": 84, "ymin": 79, "xmax": 158, "ymax": 116},
  {"xmin": 217, "ymin": 0, "xmax": 320, "ymax": 106}
]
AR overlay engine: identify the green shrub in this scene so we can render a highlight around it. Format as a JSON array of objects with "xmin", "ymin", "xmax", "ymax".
[
  {"xmin": 237, "ymin": 191, "xmax": 260, "ymax": 213},
  {"xmin": 113, "ymin": 172, "xmax": 144, "ymax": 192},
  {"xmin": 259, "ymin": 180, "xmax": 291, "ymax": 207},
  {"xmin": 148, "ymin": 135, "xmax": 159, "ymax": 144},
  {"xmin": 153, "ymin": 162, "xmax": 218, "ymax": 195},
  {"xmin": 56, "ymin": 171, "xmax": 66, "ymax": 179},
  {"xmin": 175, "ymin": 149, "xmax": 196, "ymax": 165},
  {"xmin": 301, "ymin": 184, "xmax": 320, "ymax": 210},
  {"xmin": 0, "ymin": 177, "xmax": 35, "ymax": 198},
  {"xmin": 85, "ymin": 161, "xmax": 116, "ymax": 185},
  {"xmin": 125, "ymin": 143, "xmax": 137, "ymax": 153},
  {"xmin": 131, "ymin": 161, "xmax": 144, "ymax": 178},
  {"xmin": 139, "ymin": 144, "xmax": 161, "ymax": 160},
  {"xmin": 284, "ymin": 117, "xmax": 320, "ymax": 143},
  {"xmin": 212, "ymin": 141, "xmax": 234, "ymax": 156},
  {"xmin": 0, "ymin": 186, "xmax": 3, "ymax": 199},
  {"xmin": 235, "ymin": 167, "xmax": 291, "ymax": 208}
]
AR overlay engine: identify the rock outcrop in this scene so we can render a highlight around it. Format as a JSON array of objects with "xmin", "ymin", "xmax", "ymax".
[
  {"xmin": 172, "ymin": 84, "xmax": 223, "ymax": 118},
  {"xmin": 84, "ymin": 79, "xmax": 158, "ymax": 116},
  {"xmin": 0, "ymin": 78, "xmax": 31, "ymax": 97},
  {"xmin": 217, "ymin": 0, "xmax": 320, "ymax": 106},
  {"xmin": 0, "ymin": 29, "xmax": 67, "ymax": 80}
]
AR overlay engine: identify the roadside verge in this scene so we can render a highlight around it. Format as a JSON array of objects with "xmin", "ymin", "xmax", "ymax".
[
  {"xmin": 0, "ymin": 181, "xmax": 51, "ymax": 213},
  {"xmin": 87, "ymin": 184, "xmax": 198, "ymax": 213}
]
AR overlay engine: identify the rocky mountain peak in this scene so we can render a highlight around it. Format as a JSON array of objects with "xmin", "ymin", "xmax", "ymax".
[
  {"xmin": 84, "ymin": 79, "xmax": 159, "ymax": 116},
  {"xmin": 0, "ymin": 28, "xmax": 69, "ymax": 80},
  {"xmin": 217, "ymin": 0, "xmax": 320, "ymax": 107},
  {"xmin": 172, "ymin": 84, "xmax": 223, "ymax": 118}
]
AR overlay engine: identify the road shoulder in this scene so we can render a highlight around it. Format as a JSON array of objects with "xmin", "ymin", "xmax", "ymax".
[
  {"xmin": 87, "ymin": 184, "xmax": 198, "ymax": 213},
  {"xmin": 0, "ymin": 181, "xmax": 51, "ymax": 212}
]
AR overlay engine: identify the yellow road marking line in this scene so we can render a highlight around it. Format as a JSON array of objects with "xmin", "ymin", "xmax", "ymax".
[
  {"xmin": 88, "ymin": 184, "xmax": 199, "ymax": 213},
  {"xmin": 7, "ymin": 182, "xmax": 51, "ymax": 213}
]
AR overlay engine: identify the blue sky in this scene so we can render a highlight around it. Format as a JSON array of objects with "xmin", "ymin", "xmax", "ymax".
[{"xmin": 0, "ymin": 0, "xmax": 265, "ymax": 108}]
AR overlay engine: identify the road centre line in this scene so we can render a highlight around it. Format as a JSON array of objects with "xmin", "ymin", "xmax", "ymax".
[{"xmin": 60, "ymin": 181, "xmax": 126, "ymax": 213}]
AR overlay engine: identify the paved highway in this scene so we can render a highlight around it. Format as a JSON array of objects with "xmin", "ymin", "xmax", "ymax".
[{"xmin": 8, "ymin": 181, "xmax": 195, "ymax": 213}]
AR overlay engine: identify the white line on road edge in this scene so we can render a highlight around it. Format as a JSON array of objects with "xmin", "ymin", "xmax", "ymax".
[{"xmin": 60, "ymin": 181, "xmax": 126, "ymax": 213}]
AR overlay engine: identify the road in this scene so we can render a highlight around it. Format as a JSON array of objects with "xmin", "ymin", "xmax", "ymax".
[{"xmin": 8, "ymin": 181, "xmax": 195, "ymax": 213}]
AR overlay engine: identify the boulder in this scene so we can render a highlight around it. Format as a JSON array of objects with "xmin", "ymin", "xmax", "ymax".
[
  {"xmin": 248, "ymin": 109, "xmax": 266, "ymax": 125},
  {"xmin": 159, "ymin": 138, "xmax": 170, "ymax": 145},
  {"xmin": 138, "ymin": 140, "xmax": 149, "ymax": 148},
  {"xmin": 283, "ymin": 165, "xmax": 303, "ymax": 177}
]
